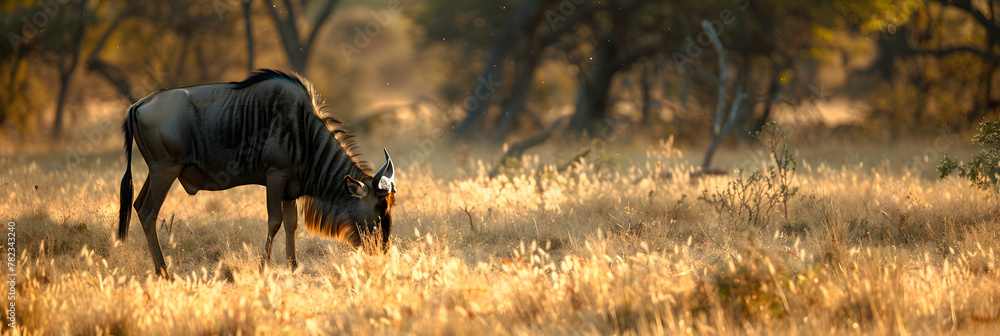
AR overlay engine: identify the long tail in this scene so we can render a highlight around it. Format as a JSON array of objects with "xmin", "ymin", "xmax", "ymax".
[{"xmin": 118, "ymin": 103, "xmax": 137, "ymax": 241}]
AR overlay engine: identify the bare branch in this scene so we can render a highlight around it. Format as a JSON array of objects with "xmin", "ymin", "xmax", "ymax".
[
  {"xmin": 88, "ymin": 59, "xmax": 136, "ymax": 103},
  {"xmin": 722, "ymin": 88, "xmax": 749, "ymax": 136},
  {"xmin": 305, "ymin": 0, "xmax": 341, "ymax": 54},
  {"xmin": 281, "ymin": 0, "xmax": 302, "ymax": 39},
  {"xmin": 489, "ymin": 117, "xmax": 566, "ymax": 178},
  {"xmin": 84, "ymin": 13, "xmax": 126, "ymax": 64},
  {"xmin": 459, "ymin": 206, "xmax": 476, "ymax": 233},
  {"xmin": 939, "ymin": 0, "xmax": 1000, "ymax": 45},
  {"xmin": 910, "ymin": 45, "xmax": 1000, "ymax": 60},
  {"xmin": 702, "ymin": 20, "xmax": 728, "ymax": 135},
  {"xmin": 265, "ymin": 1, "xmax": 301, "ymax": 60},
  {"xmin": 557, "ymin": 148, "xmax": 591, "ymax": 172}
]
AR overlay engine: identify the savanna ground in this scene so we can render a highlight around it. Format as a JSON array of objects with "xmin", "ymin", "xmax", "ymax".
[{"xmin": 3, "ymin": 123, "xmax": 1000, "ymax": 335}]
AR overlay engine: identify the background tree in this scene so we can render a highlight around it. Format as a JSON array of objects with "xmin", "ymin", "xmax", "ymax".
[
  {"xmin": 244, "ymin": 0, "xmax": 255, "ymax": 74},
  {"xmin": 1, "ymin": 0, "xmax": 997, "ymax": 172},
  {"xmin": 1, "ymin": 0, "xmax": 90, "ymax": 138},
  {"xmin": 265, "ymin": 0, "xmax": 340, "ymax": 75}
]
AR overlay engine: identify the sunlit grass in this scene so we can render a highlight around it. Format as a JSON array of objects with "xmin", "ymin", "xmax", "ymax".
[{"xmin": 3, "ymin": 136, "xmax": 1000, "ymax": 335}]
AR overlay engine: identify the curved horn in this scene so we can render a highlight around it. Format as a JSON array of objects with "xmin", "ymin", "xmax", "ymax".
[{"xmin": 373, "ymin": 148, "xmax": 395, "ymax": 195}]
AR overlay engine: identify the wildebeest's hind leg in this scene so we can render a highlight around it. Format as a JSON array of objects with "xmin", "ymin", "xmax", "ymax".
[
  {"xmin": 133, "ymin": 175, "xmax": 151, "ymax": 212},
  {"xmin": 282, "ymin": 200, "xmax": 298, "ymax": 270},
  {"xmin": 136, "ymin": 166, "xmax": 179, "ymax": 279},
  {"xmin": 260, "ymin": 175, "xmax": 287, "ymax": 273}
]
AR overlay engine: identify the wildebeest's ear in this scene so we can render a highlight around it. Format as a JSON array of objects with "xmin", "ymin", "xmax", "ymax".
[{"xmin": 344, "ymin": 175, "xmax": 367, "ymax": 198}]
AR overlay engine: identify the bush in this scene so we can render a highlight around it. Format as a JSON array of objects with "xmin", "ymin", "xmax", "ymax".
[
  {"xmin": 699, "ymin": 122, "xmax": 798, "ymax": 228},
  {"xmin": 938, "ymin": 120, "xmax": 1000, "ymax": 191}
]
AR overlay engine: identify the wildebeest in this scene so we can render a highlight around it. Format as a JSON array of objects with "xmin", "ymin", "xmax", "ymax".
[{"xmin": 118, "ymin": 69, "xmax": 396, "ymax": 278}]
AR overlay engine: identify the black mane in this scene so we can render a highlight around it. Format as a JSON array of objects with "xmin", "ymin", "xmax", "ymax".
[
  {"xmin": 230, "ymin": 68, "xmax": 372, "ymax": 172},
  {"xmin": 229, "ymin": 68, "xmax": 304, "ymax": 90}
]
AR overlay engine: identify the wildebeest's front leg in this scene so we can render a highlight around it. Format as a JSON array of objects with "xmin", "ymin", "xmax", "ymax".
[
  {"xmin": 282, "ymin": 200, "xmax": 298, "ymax": 269},
  {"xmin": 260, "ymin": 174, "xmax": 287, "ymax": 273}
]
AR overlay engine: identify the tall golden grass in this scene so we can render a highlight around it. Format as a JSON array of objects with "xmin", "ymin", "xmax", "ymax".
[{"xmin": 3, "ymin": 134, "xmax": 1000, "ymax": 335}]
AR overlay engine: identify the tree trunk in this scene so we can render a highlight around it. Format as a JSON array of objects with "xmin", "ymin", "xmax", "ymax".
[
  {"xmin": 52, "ymin": 6, "xmax": 85, "ymax": 139},
  {"xmin": 568, "ymin": 39, "xmax": 617, "ymax": 134},
  {"xmin": 85, "ymin": 13, "xmax": 135, "ymax": 103},
  {"xmin": 88, "ymin": 59, "xmax": 136, "ymax": 103},
  {"xmin": 639, "ymin": 61, "xmax": 659, "ymax": 126},
  {"xmin": 452, "ymin": 0, "xmax": 549, "ymax": 142},
  {"xmin": 244, "ymin": 0, "xmax": 255, "ymax": 74},
  {"xmin": 698, "ymin": 19, "xmax": 750, "ymax": 171},
  {"xmin": 701, "ymin": 133, "xmax": 724, "ymax": 169},
  {"xmin": 52, "ymin": 70, "xmax": 74, "ymax": 138},
  {"xmin": 491, "ymin": 51, "xmax": 542, "ymax": 145},
  {"xmin": 750, "ymin": 68, "xmax": 782, "ymax": 132},
  {"xmin": 970, "ymin": 59, "xmax": 999, "ymax": 124},
  {"xmin": 265, "ymin": 0, "xmax": 340, "ymax": 75},
  {"xmin": 287, "ymin": 52, "xmax": 307, "ymax": 75},
  {"xmin": 169, "ymin": 37, "xmax": 191, "ymax": 87},
  {"xmin": 701, "ymin": 89, "xmax": 749, "ymax": 170}
]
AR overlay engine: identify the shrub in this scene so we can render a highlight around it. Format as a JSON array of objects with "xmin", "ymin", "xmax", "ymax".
[
  {"xmin": 938, "ymin": 120, "xmax": 1000, "ymax": 191},
  {"xmin": 699, "ymin": 122, "xmax": 798, "ymax": 228},
  {"xmin": 756, "ymin": 122, "xmax": 798, "ymax": 217}
]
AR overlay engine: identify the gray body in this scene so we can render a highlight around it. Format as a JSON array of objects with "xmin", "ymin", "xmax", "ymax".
[{"xmin": 118, "ymin": 70, "xmax": 396, "ymax": 278}]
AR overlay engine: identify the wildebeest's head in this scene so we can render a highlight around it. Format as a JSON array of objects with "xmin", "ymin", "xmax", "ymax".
[{"xmin": 303, "ymin": 149, "xmax": 396, "ymax": 252}]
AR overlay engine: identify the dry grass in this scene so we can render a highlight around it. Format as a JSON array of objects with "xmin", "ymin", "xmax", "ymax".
[{"xmin": 3, "ymin": 134, "xmax": 1000, "ymax": 335}]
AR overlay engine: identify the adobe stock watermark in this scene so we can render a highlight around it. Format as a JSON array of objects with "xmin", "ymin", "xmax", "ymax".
[
  {"xmin": 903, "ymin": 127, "xmax": 962, "ymax": 174},
  {"xmin": 588, "ymin": 116, "xmax": 630, "ymax": 154},
  {"xmin": 545, "ymin": 0, "xmax": 588, "ymax": 30},
  {"xmin": 5, "ymin": 221, "xmax": 15, "ymax": 329},
  {"xmin": 50, "ymin": 67, "xmax": 168, "ymax": 175},
  {"xmin": 7, "ymin": 0, "xmax": 72, "ymax": 54},
  {"xmin": 462, "ymin": 75, "xmax": 502, "ymax": 113},
  {"xmin": 397, "ymin": 127, "xmax": 449, "ymax": 169},
  {"xmin": 211, "ymin": 0, "xmax": 241, "ymax": 21},
  {"xmin": 340, "ymin": 0, "xmax": 410, "ymax": 62},
  {"xmin": 201, "ymin": 127, "xmax": 271, "ymax": 191},
  {"xmin": 672, "ymin": 0, "xmax": 750, "ymax": 72},
  {"xmin": 197, "ymin": 121, "xmax": 438, "ymax": 191},
  {"xmin": 730, "ymin": 81, "xmax": 823, "ymax": 171}
]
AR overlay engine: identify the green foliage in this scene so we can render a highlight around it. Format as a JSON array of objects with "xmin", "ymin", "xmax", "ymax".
[
  {"xmin": 832, "ymin": 0, "xmax": 923, "ymax": 33},
  {"xmin": 495, "ymin": 155, "xmax": 523, "ymax": 178},
  {"xmin": 937, "ymin": 154, "xmax": 959, "ymax": 179},
  {"xmin": 699, "ymin": 122, "xmax": 798, "ymax": 228},
  {"xmin": 938, "ymin": 121, "xmax": 1000, "ymax": 191}
]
